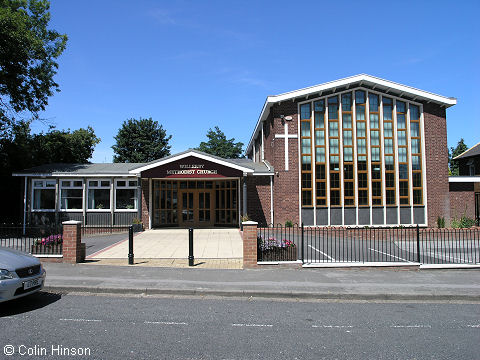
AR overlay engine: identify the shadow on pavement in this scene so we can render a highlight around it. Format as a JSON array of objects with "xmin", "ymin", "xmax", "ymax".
[{"xmin": 0, "ymin": 291, "xmax": 62, "ymax": 317}]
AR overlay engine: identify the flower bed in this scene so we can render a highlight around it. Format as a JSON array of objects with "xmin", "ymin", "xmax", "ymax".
[
  {"xmin": 257, "ymin": 236, "xmax": 297, "ymax": 262},
  {"xmin": 31, "ymin": 234, "xmax": 63, "ymax": 255}
]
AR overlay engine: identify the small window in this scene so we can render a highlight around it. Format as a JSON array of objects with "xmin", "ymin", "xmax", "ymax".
[
  {"xmin": 32, "ymin": 180, "xmax": 56, "ymax": 210},
  {"xmin": 60, "ymin": 180, "xmax": 83, "ymax": 210},
  {"xmin": 87, "ymin": 179, "xmax": 111, "ymax": 210},
  {"xmin": 115, "ymin": 179, "xmax": 138, "ymax": 210}
]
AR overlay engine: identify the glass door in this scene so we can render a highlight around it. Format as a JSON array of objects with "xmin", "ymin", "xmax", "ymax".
[{"xmin": 181, "ymin": 191, "xmax": 194, "ymax": 226}]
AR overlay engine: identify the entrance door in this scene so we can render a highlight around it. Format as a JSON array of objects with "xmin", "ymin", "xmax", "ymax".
[{"xmin": 179, "ymin": 189, "xmax": 214, "ymax": 227}]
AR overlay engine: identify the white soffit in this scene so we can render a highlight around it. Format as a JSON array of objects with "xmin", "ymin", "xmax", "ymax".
[
  {"xmin": 448, "ymin": 176, "xmax": 480, "ymax": 183},
  {"xmin": 246, "ymin": 74, "xmax": 457, "ymax": 154}
]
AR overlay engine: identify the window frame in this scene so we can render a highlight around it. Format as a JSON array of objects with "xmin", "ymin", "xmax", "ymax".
[
  {"xmin": 59, "ymin": 179, "xmax": 84, "ymax": 212},
  {"xmin": 87, "ymin": 178, "xmax": 112, "ymax": 212},
  {"xmin": 31, "ymin": 179, "xmax": 57, "ymax": 212},
  {"xmin": 114, "ymin": 178, "xmax": 139, "ymax": 212}
]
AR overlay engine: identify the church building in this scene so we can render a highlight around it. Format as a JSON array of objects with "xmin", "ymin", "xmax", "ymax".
[{"xmin": 14, "ymin": 74, "xmax": 458, "ymax": 228}]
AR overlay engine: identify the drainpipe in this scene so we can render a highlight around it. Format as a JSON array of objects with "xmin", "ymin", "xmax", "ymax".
[
  {"xmin": 23, "ymin": 177, "xmax": 27, "ymax": 234},
  {"xmin": 243, "ymin": 177, "xmax": 247, "ymax": 216}
]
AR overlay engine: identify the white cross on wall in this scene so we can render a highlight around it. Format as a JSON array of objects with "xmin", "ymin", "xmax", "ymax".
[{"xmin": 274, "ymin": 122, "xmax": 298, "ymax": 171}]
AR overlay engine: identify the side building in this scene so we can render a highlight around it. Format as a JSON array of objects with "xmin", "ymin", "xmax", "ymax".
[
  {"xmin": 246, "ymin": 74, "xmax": 457, "ymax": 227},
  {"xmin": 449, "ymin": 142, "xmax": 480, "ymax": 225}
]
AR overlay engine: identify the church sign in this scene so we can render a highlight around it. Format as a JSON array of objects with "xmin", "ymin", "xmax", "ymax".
[{"xmin": 141, "ymin": 156, "xmax": 243, "ymax": 178}]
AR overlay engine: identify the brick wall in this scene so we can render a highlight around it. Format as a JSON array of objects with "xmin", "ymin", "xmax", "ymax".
[
  {"xmin": 141, "ymin": 179, "xmax": 150, "ymax": 229},
  {"xmin": 270, "ymin": 101, "xmax": 300, "ymax": 224},
  {"xmin": 423, "ymin": 102, "xmax": 450, "ymax": 226},
  {"xmin": 449, "ymin": 182, "xmax": 476, "ymax": 220},
  {"xmin": 246, "ymin": 176, "xmax": 271, "ymax": 225}
]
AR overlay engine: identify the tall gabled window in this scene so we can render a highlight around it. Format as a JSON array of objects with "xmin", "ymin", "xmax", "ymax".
[
  {"xmin": 410, "ymin": 104, "xmax": 422, "ymax": 205},
  {"xmin": 383, "ymin": 97, "xmax": 396, "ymax": 205},
  {"xmin": 397, "ymin": 101, "xmax": 409, "ymax": 205},
  {"xmin": 342, "ymin": 93, "xmax": 354, "ymax": 206},
  {"xmin": 33, "ymin": 179, "xmax": 56, "ymax": 210},
  {"xmin": 300, "ymin": 103, "xmax": 313, "ymax": 207},
  {"xmin": 369, "ymin": 93, "xmax": 382, "ymax": 205},
  {"xmin": 328, "ymin": 96, "xmax": 340, "ymax": 206},
  {"xmin": 314, "ymin": 99, "xmax": 327, "ymax": 206},
  {"xmin": 356, "ymin": 90, "xmax": 368, "ymax": 206}
]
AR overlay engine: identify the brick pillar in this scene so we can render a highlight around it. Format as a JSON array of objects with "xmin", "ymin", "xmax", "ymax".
[
  {"xmin": 242, "ymin": 221, "xmax": 258, "ymax": 268},
  {"xmin": 62, "ymin": 220, "xmax": 83, "ymax": 263}
]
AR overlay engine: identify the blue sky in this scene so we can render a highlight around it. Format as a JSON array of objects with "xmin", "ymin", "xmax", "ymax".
[{"xmin": 36, "ymin": 0, "xmax": 480, "ymax": 162}]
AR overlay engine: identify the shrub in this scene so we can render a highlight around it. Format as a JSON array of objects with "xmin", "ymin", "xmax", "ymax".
[
  {"xmin": 437, "ymin": 216, "xmax": 445, "ymax": 228},
  {"xmin": 34, "ymin": 234, "xmax": 63, "ymax": 247},
  {"xmin": 285, "ymin": 220, "xmax": 293, "ymax": 228}
]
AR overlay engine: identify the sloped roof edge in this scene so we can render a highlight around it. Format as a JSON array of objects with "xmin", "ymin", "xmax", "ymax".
[{"xmin": 246, "ymin": 74, "xmax": 457, "ymax": 155}]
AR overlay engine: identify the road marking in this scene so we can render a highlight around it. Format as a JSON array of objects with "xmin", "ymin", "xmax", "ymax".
[
  {"xmin": 308, "ymin": 245, "xmax": 336, "ymax": 261},
  {"xmin": 467, "ymin": 324, "xmax": 480, "ymax": 328},
  {"xmin": 391, "ymin": 325, "xmax": 431, "ymax": 328},
  {"xmin": 232, "ymin": 323, "xmax": 273, "ymax": 327},
  {"xmin": 368, "ymin": 248, "xmax": 410, "ymax": 262},
  {"xmin": 59, "ymin": 318, "xmax": 102, "ymax": 322},
  {"xmin": 312, "ymin": 325, "xmax": 353, "ymax": 328},
  {"xmin": 145, "ymin": 321, "xmax": 187, "ymax": 325}
]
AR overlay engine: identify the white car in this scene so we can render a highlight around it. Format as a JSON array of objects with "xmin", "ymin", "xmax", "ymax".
[{"xmin": 0, "ymin": 247, "xmax": 46, "ymax": 303}]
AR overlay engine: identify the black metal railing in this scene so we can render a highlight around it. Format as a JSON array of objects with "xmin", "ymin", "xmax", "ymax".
[
  {"xmin": 257, "ymin": 224, "xmax": 300, "ymax": 262},
  {"xmin": 81, "ymin": 225, "xmax": 131, "ymax": 237},
  {"xmin": 0, "ymin": 223, "xmax": 63, "ymax": 255},
  {"xmin": 257, "ymin": 224, "xmax": 480, "ymax": 265}
]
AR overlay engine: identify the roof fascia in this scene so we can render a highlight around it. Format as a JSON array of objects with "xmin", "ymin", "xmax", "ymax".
[{"xmin": 453, "ymin": 141, "xmax": 480, "ymax": 160}]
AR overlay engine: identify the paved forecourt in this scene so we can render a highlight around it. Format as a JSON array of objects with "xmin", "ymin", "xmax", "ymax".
[{"xmin": 88, "ymin": 228, "xmax": 243, "ymax": 260}]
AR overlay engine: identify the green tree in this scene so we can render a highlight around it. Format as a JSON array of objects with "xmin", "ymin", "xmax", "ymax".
[
  {"xmin": 0, "ymin": 0, "xmax": 68, "ymax": 131},
  {"xmin": 196, "ymin": 126, "xmax": 244, "ymax": 159},
  {"xmin": 0, "ymin": 120, "xmax": 100, "ymax": 175},
  {"xmin": 112, "ymin": 118, "xmax": 172, "ymax": 163},
  {"xmin": 448, "ymin": 138, "xmax": 468, "ymax": 176}
]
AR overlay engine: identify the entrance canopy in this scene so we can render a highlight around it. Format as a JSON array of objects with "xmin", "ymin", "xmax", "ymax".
[{"xmin": 129, "ymin": 149, "xmax": 274, "ymax": 228}]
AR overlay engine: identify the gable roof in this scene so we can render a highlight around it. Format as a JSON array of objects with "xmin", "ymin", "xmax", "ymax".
[
  {"xmin": 453, "ymin": 141, "xmax": 480, "ymax": 160},
  {"xmin": 128, "ymin": 149, "xmax": 256, "ymax": 174},
  {"xmin": 246, "ymin": 74, "xmax": 457, "ymax": 155}
]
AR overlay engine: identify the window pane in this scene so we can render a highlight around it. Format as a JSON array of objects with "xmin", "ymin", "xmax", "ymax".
[
  {"xmin": 314, "ymin": 112, "xmax": 324, "ymax": 129},
  {"xmin": 410, "ymin": 122, "xmax": 420, "ymax": 137},
  {"xmin": 61, "ymin": 189, "xmax": 82, "ymax": 210},
  {"xmin": 343, "ymin": 130, "xmax": 352, "ymax": 146},
  {"xmin": 411, "ymin": 139, "xmax": 420, "ymax": 154},
  {"xmin": 369, "ymin": 94, "xmax": 379, "ymax": 112},
  {"xmin": 33, "ymin": 189, "xmax": 55, "ymax": 210},
  {"xmin": 117, "ymin": 180, "xmax": 126, "ymax": 187},
  {"xmin": 315, "ymin": 130, "xmax": 324, "ymax": 146},
  {"xmin": 370, "ymin": 113, "xmax": 379, "ymax": 129},
  {"xmin": 412, "ymin": 156, "xmax": 421, "ymax": 170},
  {"xmin": 116, "ymin": 189, "xmax": 136, "ymax": 209},
  {"xmin": 342, "ymin": 113, "xmax": 352, "ymax": 128},
  {"xmin": 329, "ymin": 121, "xmax": 338, "ymax": 137},
  {"xmin": 61, "ymin": 181, "xmax": 71, "ymax": 187},
  {"xmin": 100, "ymin": 180, "xmax": 110, "ymax": 187},
  {"xmin": 410, "ymin": 104, "xmax": 419, "ymax": 120},
  {"xmin": 355, "ymin": 90, "xmax": 365, "ymax": 104},
  {"xmin": 301, "ymin": 121, "xmax": 311, "ymax": 137},
  {"xmin": 371, "ymin": 147, "xmax": 380, "ymax": 162},
  {"xmin": 341, "ymin": 93, "xmax": 352, "ymax": 111},
  {"xmin": 370, "ymin": 130, "xmax": 380, "ymax": 146},
  {"xmin": 302, "ymin": 138, "xmax": 311, "ymax": 154},
  {"xmin": 88, "ymin": 189, "xmax": 110, "ymax": 209},
  {"xmin": 344, "ymin": 147, "xmax": 353, "ymax": 162},
  {"xmin": 328, "ymin": 96, "xmax": 338, "ymax": 119},
  {"xmin": 300, "ymin": 103, "xmax": 311, "ymax": 120},
  {"xmin": 316, "ymin": 147, "xmax": 325, "ymax": 163},
  {"xmin": 384, "ymin": 122, "xmax": 393, "ymax": 137},
  {"xmin": 329, "ymin": 139, "xmax": 339, "ymax": 154}
]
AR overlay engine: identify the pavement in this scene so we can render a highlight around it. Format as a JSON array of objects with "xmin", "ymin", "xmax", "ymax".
[
  {"xmin": 87, "ymin": 228, "xmax": 243, "ymax": 259},
  {"xmin": 41, "ymin": 262, "xmax": 480, "ymax": 301}
]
